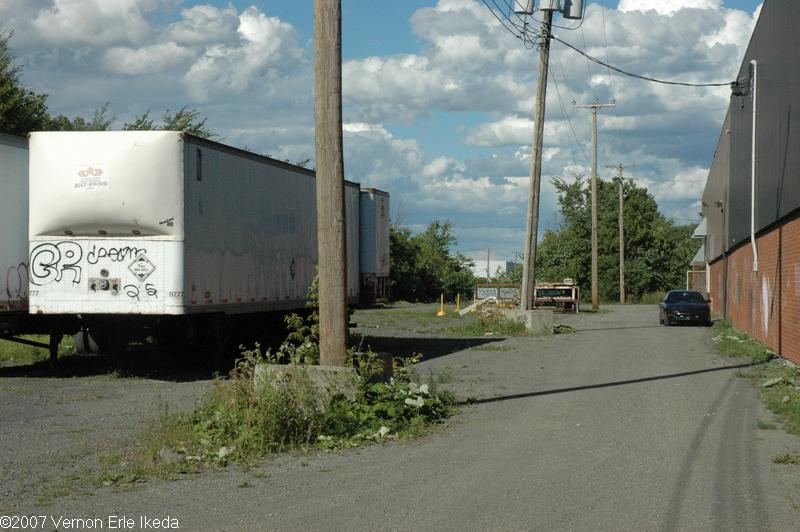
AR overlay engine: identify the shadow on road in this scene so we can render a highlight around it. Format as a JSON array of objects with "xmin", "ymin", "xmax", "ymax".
[
  {"xmin": 353, "ymin": 335, "xmax": 504, "ymax": 362},
  {"xmin": 0, "ymin": 350, "xmax": 220, "ymax": 382},
  {"xmin": 1, "ymin": 335, "xmax": 506, "ymax": 380},
  {"xmin": 460, "ymin": 361, "xmax": 760, "ymax": 406},
  {"xmin": 571, "ymin": 324, "xmax": 709, "ymax": 332}
]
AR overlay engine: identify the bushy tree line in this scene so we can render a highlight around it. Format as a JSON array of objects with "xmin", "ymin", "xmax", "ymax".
[
  {"xmin": 536, "ymin": 174, "xmax": 697, "ymax": 302},
  {"xmin": 0, "ymin": 31, "xmax": 213, "ymax": 137},
  {"xmin": 390, "ymin": 220, "xmax": 475, "ymax": 302}
]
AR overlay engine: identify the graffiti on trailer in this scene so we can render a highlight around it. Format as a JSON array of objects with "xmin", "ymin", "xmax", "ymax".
[
  {"xmin": 123, "ymin": 283, "xmax": 158, "ymax": 301},
  {"xmin": 87, "ymin": 244, "xmax": 146, "ymax": 265},
  {"xmin": 5, "ymin": 262, "xmax": 29, "ymax": 301},
  {"xmin": 29, "ymin": 242, "xmax": 83, "ymax": 286}
]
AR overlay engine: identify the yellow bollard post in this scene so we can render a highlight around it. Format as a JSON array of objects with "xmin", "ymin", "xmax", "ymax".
[
  {"xmin": 437, "ymin": 293, "xmax": 446, "ymax": 317},
  {"xmin": 456, "ymin": 293, "xmax": 461, "ymax": 312}
]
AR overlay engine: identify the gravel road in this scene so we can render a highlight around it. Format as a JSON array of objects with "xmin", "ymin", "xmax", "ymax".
[{"xmin": 2, "ymin": 304, "xmax": 799, "ymax": 530}]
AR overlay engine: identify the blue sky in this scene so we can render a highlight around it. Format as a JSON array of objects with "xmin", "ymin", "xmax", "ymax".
[{"xmin": 1, "ymin": 0, "xmax": 763, "ymax": 261}]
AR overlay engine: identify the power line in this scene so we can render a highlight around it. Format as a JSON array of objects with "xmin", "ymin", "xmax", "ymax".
[
  {"xmin": 577, "ymin": 24, "xmax": 619, "ymax": 167},
  {"xmin": 598, "ymin": 0, "xmax": 631, "ymax": 161},
  {"xmin": 549, "ymin": 62, "xmax": 590, "ymax": 166},
  {"xmin": 549, "ymin": 34, "xmax": 734, "ymax": 88},
  {"xmin": 553, "ymin": 48, "xmax": 592, "ymax": 146},
  {"xmin": 480, "ymin": 1, "xmax": 737, "ymax": 88}
]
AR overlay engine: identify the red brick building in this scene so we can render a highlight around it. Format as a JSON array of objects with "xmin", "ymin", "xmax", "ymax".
[{"xmin": 700, "ymin": 0, "xmax": 800, "ymax": 366}]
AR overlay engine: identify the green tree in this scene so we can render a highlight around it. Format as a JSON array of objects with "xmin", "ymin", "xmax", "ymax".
[
  {"xmin": 536, "ymin": 174, "xmax": 696, "ymax": 302},
  {"xmin": 47, "ymin": 101, "xmax": 115, "ymax": 131},
  {"xmin": 0, "ymin": 31, "xmax": 50, "ymax": 135},
  {"xmin": 389, "ymin": 220, "xmax": 475, "ymax": 302},
  {"xmin": 123, "ymin": 106, "xmax": 217, "ymax": 139}
]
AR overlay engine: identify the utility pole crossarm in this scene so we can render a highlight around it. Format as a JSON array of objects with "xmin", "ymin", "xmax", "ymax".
[{"xmin": 572, "ymin": 103, "xmax": 617, "ymax": 110}]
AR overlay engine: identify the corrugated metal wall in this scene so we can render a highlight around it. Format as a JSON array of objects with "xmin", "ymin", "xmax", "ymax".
[{"xmin": 727, "ymin": 0, "xmax": 800, "ymax": 247}]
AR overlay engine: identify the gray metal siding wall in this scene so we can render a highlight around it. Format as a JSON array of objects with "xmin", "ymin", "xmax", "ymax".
[
  {"xmin": 728, "ymin": 0, "xmax": 800, "ymax": 248},
  {"xmin": 702, "ymin": 112, "xmax": 731, "ymax": 262}
]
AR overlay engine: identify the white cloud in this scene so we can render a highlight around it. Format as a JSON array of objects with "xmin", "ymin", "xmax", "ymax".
[
  {"xmin": 421, "ymin": 156, "xmax": 463, "ymax": 179},
  {"xmin": 343, "ymin": 123, "xmax": 425, "ymax": 188},
  {"xmin": 30, "ymin": 0, "xmax": 161, "ymax": 46},
  {"xmin": 618, "ymin": 0, "xmax": 722, "ymax": 15},
  {"xmin": 645, "ymin": 166, "xmax": 709, "ymax": 202},
  {"xmin": 183, "ymin": 6, "xmax": 304, "ymax": 101},
  {"xmin": 168, "ymin": 4, "xmax": 239, "ymax": 45},
  {"xmin": 102, "ymin": 43, "xmax": 195, "ymax": 75},
  {"xmin": 465, "ymin": 116, "xmax": 532, "ymax": 147}
]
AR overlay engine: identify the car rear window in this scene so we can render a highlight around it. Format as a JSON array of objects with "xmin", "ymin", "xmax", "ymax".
[{"xmin": 666, "ymin": 291, "xmax": 705, "ymax": 303}]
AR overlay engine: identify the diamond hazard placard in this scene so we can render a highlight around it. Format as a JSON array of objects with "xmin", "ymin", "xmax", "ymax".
[{"xmin": 128, "ymin": 253, "xmax": 156, "ymax": 282}]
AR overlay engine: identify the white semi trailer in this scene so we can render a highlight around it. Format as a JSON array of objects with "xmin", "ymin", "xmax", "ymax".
[
  {"xmin": 1, "ymin": 133, "xmax": 29, "ymax": 317},
  {"xmin": 1, "ymin": 133, "xmax": 76, "ymax": 359},
  {"xmin": 27, "ymin": 131, "xmax": 384, "ymax": 357},
  {"xmin": 359, "ymin": 188, "xmax": 390, "ymax": 303}
]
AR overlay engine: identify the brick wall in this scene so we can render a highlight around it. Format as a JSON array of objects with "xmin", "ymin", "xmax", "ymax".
[
  {"xmin": 709, "ymin": 259, "xmax": 725, "ymax": 315},
  {"xmin": 710, "ymin": 216, "xmax": 800, "ymax": 366},
  {"xmin": 688, "ymin": 271, "xmax": 707, "ymax": 292},
  {"xmin": 780, "ymin": 217, "xmax": 800, "ymax": 365}
]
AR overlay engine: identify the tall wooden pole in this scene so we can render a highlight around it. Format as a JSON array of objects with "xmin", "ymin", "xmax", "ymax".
[
  {"xmin": 573, "ymin": 100, "xmax": 614, "ymax": 311},
  {"xmin": 618, "ymin": 175, "xmax": 624, "ymax": 304},
  {"xmin": 590, "ymin": 107, "xmax": 598, "ymax": 310},
  {"xmin": 607, "ymin": 163, "xmax": 634, "ymax": 304},
  {"xmin": 314, "ymin": 0, "xmax": 347, "ymax": 366},
  {"xmin": 520, "ymin": 10, "xmax": 553, "ymax": 311}
]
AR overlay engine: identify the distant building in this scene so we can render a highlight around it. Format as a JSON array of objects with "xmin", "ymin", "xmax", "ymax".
[{"xmin": 699, "ymin": 0, "xmax": 800, "ymax": 366}]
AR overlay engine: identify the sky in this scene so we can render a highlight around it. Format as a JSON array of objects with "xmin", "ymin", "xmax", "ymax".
[{"xmin": 1, "ymin": 0, "xmax": 763, "ymax": 262}]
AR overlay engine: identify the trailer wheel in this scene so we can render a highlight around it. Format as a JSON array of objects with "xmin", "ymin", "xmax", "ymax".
[{"xmin": 73, "ymin": 327, "xmax": 100, "ymax": 354}]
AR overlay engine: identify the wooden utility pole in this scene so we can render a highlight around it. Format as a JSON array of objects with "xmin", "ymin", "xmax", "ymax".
[
  {"xmin": 314, "ymin": 0, "xmax": 347, "ymax": 366},
  {"xmin": 573, "ymin": 99, "xmax": 615, "ymax": 311},
  {"xmin": 606, "ymin": 163, "xmax": 634, "ymax": 304},
  {"xmin": 520, "ymin": 9, "xmax": 553, "ymax": 311}
]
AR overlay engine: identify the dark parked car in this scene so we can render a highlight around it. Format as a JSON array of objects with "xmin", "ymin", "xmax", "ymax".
[{"xmin": 658, "ymin": 290, "xmax": 711, "ymax": 326}]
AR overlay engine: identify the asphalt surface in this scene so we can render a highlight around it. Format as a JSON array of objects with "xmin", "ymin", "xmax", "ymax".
[{"xmin": 2, "ymin": 304, "xmax": 799, "ymax": 530}]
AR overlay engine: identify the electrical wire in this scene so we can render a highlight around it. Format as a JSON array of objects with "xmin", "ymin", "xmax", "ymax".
[
  {"xmin": 549, "ymin": 62, "xmax": 590, "ymax": 166},
  {"xmin": 553, "ymin": 48, "xmax": 592, "ymax": 149},
  {"xmin": 549, "ymin": 34, "xmax": 734, "ymax": 88},
  {"xmin": 480, "ymin": 0, "xmax": 737, "ymax": 88},
  {"xmin": 598, "ymin": 0, "xmax": 631, "ymax": 162}
]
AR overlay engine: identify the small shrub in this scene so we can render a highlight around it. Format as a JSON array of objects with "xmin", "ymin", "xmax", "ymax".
[
  {"xmin": 140, "ymin": 345, "xmax": 453, "ymax": 469},
  {"xmin": 449, "ymin": 308, "xmax": 528, "ymax": 336},
  {"xmin": 758, "ymin": 365, "xmax": 800, "ymax": 436},
  {"xmin": 773, "ymin": 453, "xmax": 800, "ymax": 465}
]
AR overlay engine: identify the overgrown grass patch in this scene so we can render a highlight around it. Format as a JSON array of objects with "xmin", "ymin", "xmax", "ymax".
[
  {"xmin": 448, "ymin": 308, "xmax": 529, "ymax": 337},
  {"xmin": 91, "ymin": 349, "xmax": 455, "ymax": 489},
  {"xmin": 773, "ymin": 453, "xmax": 800, "ymax": 465},
  {"xmin": 757, "ymin": 364, "xmax": 800, "ymax": 436},
  {"xmin": 0, "ymin": 335, "xmax": 76, "ymax": 365},
  {"xmin": 710, "ymin": 321, "xmax": 800, "ymax": 438},
  {"xmin": 711, "ymin": 320, "xmax": 773, "ymax": 364}
]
